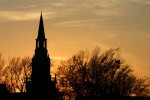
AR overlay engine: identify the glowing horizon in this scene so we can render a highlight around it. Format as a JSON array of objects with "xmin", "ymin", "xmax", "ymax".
[{"xmin": 0, "ymin": 0, "xmax": 150, "ymax": 77}]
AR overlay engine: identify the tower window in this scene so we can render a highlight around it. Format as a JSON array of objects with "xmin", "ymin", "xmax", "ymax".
[{"xmin": 36, "ymin": 40, "xmax": 39, "ymax": 48}]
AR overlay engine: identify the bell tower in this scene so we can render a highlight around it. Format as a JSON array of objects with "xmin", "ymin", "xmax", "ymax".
[{"xmin": 30, "ymin": 12, "xmax": 51, "ymax": 95}]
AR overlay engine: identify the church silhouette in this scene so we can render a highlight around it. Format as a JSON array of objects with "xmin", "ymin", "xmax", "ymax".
[
  {"xmin": 26, "ymin": 12, "xmax": 58, "ymax": 97},
  {"xmin": 0, "ymin": 12, "xmax": 60, "ymax": 99}
]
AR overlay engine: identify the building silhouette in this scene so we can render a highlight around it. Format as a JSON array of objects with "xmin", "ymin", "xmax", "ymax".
[
  {"xmin": 0, "ymin": 12, "xmax": 59, "ymax": 99},
  {"xmin": 26, "ymin": 12, "xmax": 57, "ymax": 97}
]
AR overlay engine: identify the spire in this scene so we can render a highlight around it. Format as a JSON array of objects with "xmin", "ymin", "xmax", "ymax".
[{"xmin": 37, "ymin": 12, "xmax": 45, "ymax": 39}]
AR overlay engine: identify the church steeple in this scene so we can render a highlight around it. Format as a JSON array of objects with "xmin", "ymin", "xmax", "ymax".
[
  {"xmin": 30, "ymin": 12, "xmax": 52, "ymax": 95},
  {"xmin": 25, "ymin": 12, "xmax": 58, "ymax": 98},
  {"xmin": 37, "ymin": 12, "xmax": 45, "ymax": 39},
  {"xmin": 35, "ymin": 12, "xmax": 47, "ymax": 49}
]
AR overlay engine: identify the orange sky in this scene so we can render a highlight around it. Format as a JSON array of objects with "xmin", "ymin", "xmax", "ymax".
[{"xmin": 0, "ymin": 0, "xmax": 150, "ymax": 77}]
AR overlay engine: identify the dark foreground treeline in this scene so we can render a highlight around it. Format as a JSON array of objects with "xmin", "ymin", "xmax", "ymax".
[
  {"xmin": 77, "ymin": 96, "xmax": 150, "ymax": 100},
  {"xmin": 0, "ymin": 94, "xmax": 150, "ymax": 100},
  {"xmin": 56, "ymin": 47, "xmax": 150, "ymax": 99},
  {"xmin": 0, "ymin": 47, "xmax": 150, "ymax": 99}
]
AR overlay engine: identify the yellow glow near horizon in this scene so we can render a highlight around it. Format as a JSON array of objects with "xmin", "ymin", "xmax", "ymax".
[{"xmin": 0, "ymin": 0, "xmax": 150, "ymax": 77}]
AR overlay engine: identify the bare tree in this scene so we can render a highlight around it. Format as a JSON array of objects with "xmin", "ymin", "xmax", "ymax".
[
  {"xmin": 21, "ymin": 57, "xmax": 32, "ymax": 84},
  {"xmin": 5, "ymin": 56, "xmax": 31, "ymax": 93},
  {"xmin": 57, "ymin": 47, "xmax": 150, "ymax": 99},
  {"xmin": 0, "ymin": 53, "xmax": 6, "ymax": 84}
]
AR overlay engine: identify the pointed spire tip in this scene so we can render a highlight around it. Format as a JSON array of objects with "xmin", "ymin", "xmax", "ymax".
[
  {"xmin": 41, "ymin": 10, "xmax": 42, "ymax": 15},
  {"xmin": 37, "ymin": 11, "xmax": 45, "ymax": 39}
]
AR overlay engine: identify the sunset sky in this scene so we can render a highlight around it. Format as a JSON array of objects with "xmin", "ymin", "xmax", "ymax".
[{"xmin": 0, "ymin": 0, "xmax": 150, "ymax": 77}]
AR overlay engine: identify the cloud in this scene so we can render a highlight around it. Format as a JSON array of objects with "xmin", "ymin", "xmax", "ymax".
[
  {"xmin": 51, "ymin": 2, "xmax": 64, "ymax": 7},
  {"xmin": 143, "ymin": 35, "xmax": 150, "ymax": 39},
  {"xmin": 53, "ymin": 20, "xmax": 94, "ymax": 27},
  {"xmin": 0, "ymin": 0, "xmax": 124, "ymax": 22},
  {"xmin": 0, "ymin": 0, "xmax": 150, "ymax": 27},
  {"xmin": 128, "ymin": 0, "xmax": 150, "ymax": 4},
  {"xmin": 0, "ymin": 10, "xmax": 55, "ymax": 21}
]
